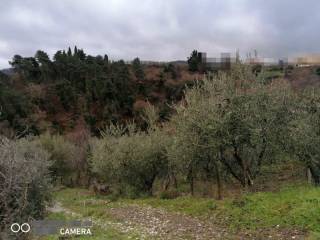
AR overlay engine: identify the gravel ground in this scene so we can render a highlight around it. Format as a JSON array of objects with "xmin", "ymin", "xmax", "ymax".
[
  {"xmin": 107, "ymin": 204, "xmax": 233, "ymax": 240},
  {"xmin": 48, "ymin": 201, "xmax": 306, "ymax": 240}
]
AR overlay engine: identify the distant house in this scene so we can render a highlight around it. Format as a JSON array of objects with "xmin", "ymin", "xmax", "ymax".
[
  {"xmin": 293, "ymin": 54, "xmax": 320, "ymax": 67},
  {"xmin": 205, "ymin": 53, "xmax": 236, "ymax": 70}
]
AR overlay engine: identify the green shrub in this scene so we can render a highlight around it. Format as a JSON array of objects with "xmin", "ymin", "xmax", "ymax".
[
  {"xmin": 252, "ymin": 64, "xmax": 262, "ymax": 76},
  {"xmin": 37, "ymin": 133, "xmax": 77, "ymax": 185},
  {"xmin": 90, "ymin": 107, "xmax": 170, "ymax": 197},
  {"xmin": 164, "ymin": 63, "xmax": 178, "ymax": 79}
]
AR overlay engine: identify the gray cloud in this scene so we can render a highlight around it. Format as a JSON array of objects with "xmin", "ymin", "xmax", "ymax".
[{"xmin": 0, "ymin": 0, "xmax": 319, "ymax": 68}]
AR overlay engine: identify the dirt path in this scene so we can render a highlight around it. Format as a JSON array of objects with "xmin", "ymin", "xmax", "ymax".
[
  {"xmin": 47, "ymin": 202, "xmax": 146, "ymax": 238},
  {"xmin": 107, "ymin": 204, "xmax": 233, "ymax": 240},
  {"xmin": 48, "ymin": 201, "xmax": 232, "ymax": 239},
  {"xmin": 106, "ymin": 204, "xmax": 306, "ymax": 240},
  {"xmin": 48, "ymin": 201, "xmax": 305, "ymax": 240}
]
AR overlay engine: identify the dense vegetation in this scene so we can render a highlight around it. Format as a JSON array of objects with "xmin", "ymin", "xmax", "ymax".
[
  {"xmin": 88, "ymin": 63, "xmax": 320, "ymax": 199},
  {"xmin": 1, "ymin": 50, "xmax": 320, "ymax": 237},
  {"xmin": 0, "ymin": 47, "xmax": 194, "ymax": 137}
]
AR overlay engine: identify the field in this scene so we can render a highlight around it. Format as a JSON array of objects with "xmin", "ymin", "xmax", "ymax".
[{"xmin": 34, "ymin": 181, "xmax": 320, "ymax": 240}]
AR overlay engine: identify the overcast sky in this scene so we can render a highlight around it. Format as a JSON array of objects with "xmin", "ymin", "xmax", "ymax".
[{"xmin": 0, "ymin": 0, "xmax": 319, "ymax": 68}]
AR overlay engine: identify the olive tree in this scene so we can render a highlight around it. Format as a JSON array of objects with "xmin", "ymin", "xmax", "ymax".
[
  {"xmin": 168, "ymin": 64, "xmax": 292, "ymax": 198},
  {"xmin": 90, "ymin": 107, "xmax": 170, "ymax": 197},
  {"xmin": 290, "ymin": 88, "xmax": 320, "ymax": 185}
]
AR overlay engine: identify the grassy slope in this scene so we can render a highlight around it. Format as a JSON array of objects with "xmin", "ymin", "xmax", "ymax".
[
  {"xmin": 40, "ymin": 185, "xmax": 320, "ymax": 239},
  {"xmin": 128, "ymin": 185, "xmax": 320, "ymax": 233}
]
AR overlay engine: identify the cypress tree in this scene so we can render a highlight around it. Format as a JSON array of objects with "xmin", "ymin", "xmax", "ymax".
[
  {"xmin": 104, "ymin": 54, "xmax": 109, "ymax": 63},
  {"xmin": 74, "ymin": 46, "xmax": 78, "ymax": 55}
]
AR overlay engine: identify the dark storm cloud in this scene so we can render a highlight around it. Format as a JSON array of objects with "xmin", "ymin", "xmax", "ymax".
[{"xmin": 0, "ymin": 0, "xmax": 320, "ymax": 68}]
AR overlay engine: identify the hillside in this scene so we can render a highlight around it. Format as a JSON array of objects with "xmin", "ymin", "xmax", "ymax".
[
  {"xmin": 3, "ymin": 62, "xmax": 320, "ymax": 239},
  {"xmin": 2, "ymin": 47, "xmax": 320, "ymax": 140},
  {"xmin": 0, "ymin": 48, "xmax": 201, "ymax": 137}
]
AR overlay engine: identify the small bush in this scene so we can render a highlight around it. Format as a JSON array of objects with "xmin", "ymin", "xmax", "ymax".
[
  {"xmin": 37, "ymin": 133, "xmax": 77, "ymax": 185},
  {"xmin": 252, "ymin": 64, "xmax": 262, "ymax": 76}
]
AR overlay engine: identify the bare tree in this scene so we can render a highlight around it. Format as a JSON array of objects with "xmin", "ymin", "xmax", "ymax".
[{"xmin": 0, "ymin": 136, "xmax": 51, "ymax": 238}]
